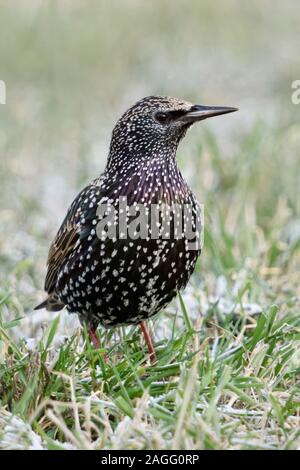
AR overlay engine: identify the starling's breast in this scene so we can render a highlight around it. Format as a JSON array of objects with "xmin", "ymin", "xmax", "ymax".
[{"xmin": 55, "ymin": 161, "xmax": 202, "ymax": 327}]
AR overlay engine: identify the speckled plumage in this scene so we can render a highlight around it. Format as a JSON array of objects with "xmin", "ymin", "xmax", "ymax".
[{"xmin": 36, "ymin": 96, "xmax": 237, "ymax": 353}]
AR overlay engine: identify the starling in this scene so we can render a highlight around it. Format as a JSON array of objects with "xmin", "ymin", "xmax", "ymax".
[{"xmin": 35, "ymin": 96, "xmax": 237, "ymax": 362}]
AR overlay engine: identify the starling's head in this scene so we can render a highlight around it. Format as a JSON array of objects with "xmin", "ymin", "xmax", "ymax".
[{"xmin": 109, "ymin": 96, "xmax": 237, "ymax": 162}]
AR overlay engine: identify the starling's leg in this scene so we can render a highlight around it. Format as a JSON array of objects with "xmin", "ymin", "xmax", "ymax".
[
  {"xmin": 89, "ymin": 327, "xmax": 100, "ymax": 348},
  {"xmin": 89, "ymin": 327, "xmax": 107, "ymax": 363},
  {"xmin": 140, "ymin": 321, "xmax": 157, "ymax": 364}
]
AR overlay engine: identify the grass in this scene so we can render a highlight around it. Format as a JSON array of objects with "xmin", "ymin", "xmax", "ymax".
[
  {"xmin": 0, "ymin": 0, "xmax": 300, "ymax": 450},
  {"xmin": 0, "ymin": 298, "xmax": 299, "ymax": 449}
]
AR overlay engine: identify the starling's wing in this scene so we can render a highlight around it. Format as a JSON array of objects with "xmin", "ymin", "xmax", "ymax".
[
  {"xmin": 44, "ymin": 185, "xmax": 92, "ymax": 293},
  {"xmin": 45, "ymin": 220, "xmax": 79, "ymax": 293},
  {"xmin": 44, "ymin": 172, "xmax": 147, "ymax": 295}
]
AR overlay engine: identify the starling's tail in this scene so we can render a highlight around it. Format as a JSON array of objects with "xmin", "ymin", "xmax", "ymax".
[{"xmin": 34, "ymin": 293, "xmax": 65, "ymax": 312}]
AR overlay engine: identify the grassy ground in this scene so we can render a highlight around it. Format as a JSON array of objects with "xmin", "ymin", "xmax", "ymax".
[{"xmin": 0, "ymin": 0, "xmax": 300, "ymax": 450}]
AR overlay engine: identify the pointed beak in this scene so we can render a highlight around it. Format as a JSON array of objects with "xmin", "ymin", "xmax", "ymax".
[{"xmin": 178, "ymin": 104, "xmax": 238, "ymax": 123}]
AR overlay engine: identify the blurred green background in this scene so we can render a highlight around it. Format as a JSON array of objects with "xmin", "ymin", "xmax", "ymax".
[{"xmin": 0, "ymin": 0, "xmax": 300, "ymax": 330}]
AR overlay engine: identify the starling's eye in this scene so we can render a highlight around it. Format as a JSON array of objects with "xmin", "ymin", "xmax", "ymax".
[{"xmin": 154, "ymin": 112, "xmax": 170, "ymax": 125}]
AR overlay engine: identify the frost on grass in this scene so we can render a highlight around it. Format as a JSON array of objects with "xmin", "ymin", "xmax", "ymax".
[
  {"xmin": 110, "ymin": 395, "xmax": 166, "ymax": 450},
  {"xmin": 0, "ymin": 409, "xmax": 43, "ymax": 450}
]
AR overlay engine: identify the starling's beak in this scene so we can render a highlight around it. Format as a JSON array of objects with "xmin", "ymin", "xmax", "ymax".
[{"xmin": 178, "ymin": 105, "xmax": 238, "ymax": 123}]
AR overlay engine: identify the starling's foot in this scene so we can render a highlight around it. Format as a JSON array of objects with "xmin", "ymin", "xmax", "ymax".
[
  {"xmin": 89, "ymin": 328, "xmax": 107, "ymax": 363},
  {"xmin": 140, "ymin": 321, "xmax": 157, "ymax": 365}
]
